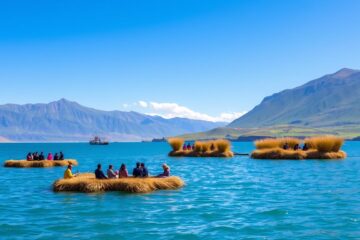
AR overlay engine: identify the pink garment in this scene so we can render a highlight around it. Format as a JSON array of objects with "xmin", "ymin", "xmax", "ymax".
[{"xmin": 47, "ymin": 153, "xmax": 53, "ymax": 160}]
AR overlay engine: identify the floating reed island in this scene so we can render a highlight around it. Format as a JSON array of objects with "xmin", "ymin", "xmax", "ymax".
[
  {"xmin": 53, "ymin": 173, "xmax": 184, "ymax": 194},
  {"xmin": 251, "ymin": 136, "xmax": 346, "ymax": 160},
  {"xmin": 4, "ymin": 159, "xmax": 78, "ymax": 168},
  {"xmin": 168, "ymin": 138, "xmax": 234, "ymax": 157}
]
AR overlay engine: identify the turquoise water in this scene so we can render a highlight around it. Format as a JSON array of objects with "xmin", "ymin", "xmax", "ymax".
[{"xmin": 0, "ymin": 142, "xmax": 359, "ymax": 239}]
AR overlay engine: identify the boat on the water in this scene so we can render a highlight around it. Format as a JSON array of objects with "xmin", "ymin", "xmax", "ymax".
[{"xmin": 89, "ymin": 136, "xmax": 109, "ymax": 145}]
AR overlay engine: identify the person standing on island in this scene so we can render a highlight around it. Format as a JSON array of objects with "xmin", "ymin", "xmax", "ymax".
[
  {"xmin": 187, "ymin": 143, "xmax": 191, "ymax": 151},
  {"xmin": 283, "ymin": 143, "xmax": 289, "ymax": 150},
  {"xmin": 95, "ymin": 164, "xmax": 108, "ymax": 179},
  {"xmin": 302, "ymin": 143, "xmax": 309, "ymax": 151}
]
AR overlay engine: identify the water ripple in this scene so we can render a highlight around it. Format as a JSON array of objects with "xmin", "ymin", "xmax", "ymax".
[{"xmin": 0, "ymin": 142, "xmax": 359, "ymax": 239}]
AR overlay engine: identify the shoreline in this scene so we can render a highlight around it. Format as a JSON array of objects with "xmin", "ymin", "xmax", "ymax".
[{"xmin": 1, "ymin": 139, "xmax": 360, "ymax": 144}]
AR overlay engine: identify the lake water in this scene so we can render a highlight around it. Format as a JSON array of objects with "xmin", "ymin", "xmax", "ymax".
[{"xmin": 0, "ymin": 142, "xmax": 359, "ymax": 239}]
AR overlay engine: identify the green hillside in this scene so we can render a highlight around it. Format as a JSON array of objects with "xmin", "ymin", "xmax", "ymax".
[
  {"xmin": 180, "ymin": 125, "xmax": 360, "ymax": 140},
  {"xmin": 181, "ymin": 68, "xmax": 360, "ymax": 140},
  {"xmin": 229, "ymin": 68, "xmax": 360, "ymax": 128}
]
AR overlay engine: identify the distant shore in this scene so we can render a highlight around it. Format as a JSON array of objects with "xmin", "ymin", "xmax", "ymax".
[{"xmin": 2, "ymin": 136, "xmax": 360, "ymax": 144}]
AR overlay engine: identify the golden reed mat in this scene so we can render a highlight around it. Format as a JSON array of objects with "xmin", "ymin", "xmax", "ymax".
[
  {"xmin": 251, "ymin": 148, "xmax": 346, "ymax": 160},
  {"xmin": 251, "ymin": 136, "xmax": 346, "ymax": 160},
  {"xmin": 53, "ymin": 173, "xmax": 184, "ymax": 194},
  {"xmin": 4, "ymin": 159, "xmax": 78, "ymax": 168},
  {"xmin": 168, "ymin": 138, "xmax": 234, "ymax": 157}
]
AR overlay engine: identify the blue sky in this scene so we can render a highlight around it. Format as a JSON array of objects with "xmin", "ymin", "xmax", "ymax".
[{"xmin": 1, "ymin": 0, "xmax": 360, "ymax": 121}]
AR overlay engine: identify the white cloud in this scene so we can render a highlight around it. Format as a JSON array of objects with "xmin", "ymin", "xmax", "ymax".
[
  {"xmin": 138, "ymin": 101, "xmax": 148, "ymax": 108},
  {"xmin": 216, "ymin": 112, "xmax": 247, "ymax": 122},
  {"xmin": 134, "ymin": 101, "xmax": 246, "ymax": 122}
]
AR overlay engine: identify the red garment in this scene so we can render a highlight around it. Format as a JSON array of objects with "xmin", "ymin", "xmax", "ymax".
[{"xmin": 119, "ymin": 169, "xmax": 128, "ymax": 178}]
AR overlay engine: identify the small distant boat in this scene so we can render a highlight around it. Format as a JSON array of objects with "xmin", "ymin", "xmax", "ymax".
[{"xmin": 89, "ymin": 136, "xmax": 109, "ymax": 145}]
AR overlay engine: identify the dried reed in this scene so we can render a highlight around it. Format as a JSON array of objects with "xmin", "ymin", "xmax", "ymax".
[
  {"xmin": 4, "ymin": 159, "xmax": 78, "ymax": 168},
  {"xmin": 254, "ymin": 138, "xmax": 301, "ymax": 149},
  {"xmin": 53, "ymin": 173, "xmax": 184, "ymax": 193},
  {"xmin": 305, "ymin": 136, "xmax": 344, "ymax": 152},
  {"xmin": 168, "ymin": 138, "xmax": 185, "ymax": 151}
]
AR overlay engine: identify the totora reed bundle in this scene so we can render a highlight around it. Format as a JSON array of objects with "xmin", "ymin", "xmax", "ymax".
[
  {"xmin": 254, "ymin": 137, "xmax": 301, "ymax": 149},
  {"xmin": 4, "ymin": 159, "xmax": 78, "ymax": 168},
  {"xmin": 214, "ymin": 139, "xmax": 231, "ymax": 153},
  {"xmin": 168, "ymin": 138, "xmax": 185, "ymax": 152},
  {"xmin": 251, "ymin": 148, "xmax": 307, "ymax": 160},
  {"xmin": 304, "ymin": 136, "xmax": 344, "ymax": 152},
  {"xmin": 53, "ymin": 173, "xmax": 184, "ymax": 194}
]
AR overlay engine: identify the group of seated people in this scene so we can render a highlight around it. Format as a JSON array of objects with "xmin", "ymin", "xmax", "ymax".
[
  {"xmin": 26, "ymin": 151, "xmax": 64, "ymax": 161},
  {"xmin": 283, "ymin": 143, "xmax": 309, "ymax": 151},
  {"xmin": 183, "ymin": 143, "xmax": 195, "ymax": 151},
  {"xmin": 64, "ymin": 162, "xmax": 171, "ymax": 179}
]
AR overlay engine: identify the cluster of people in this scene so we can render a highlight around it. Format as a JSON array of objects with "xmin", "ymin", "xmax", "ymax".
[
  {"xmin": 183, "ymin": 143, "xmax": 194, "ymax": 151},
  {"xmin": 26, "ymin": 151, "xmax": 64, "ymax": 161},
  {"xmin": 182, "ymin": 142, "xmax": 216, "ymax": 151},
  {"xmin": 95, "ymin": 163, "xmax": 170, "ymax": 179},
  {"xmin": 64, "ymin": 162, "xmax": 171, "ymax": 179},
  {"xmin": 283, "ymin": 143, "xmax": 309, "ymax": 151}
]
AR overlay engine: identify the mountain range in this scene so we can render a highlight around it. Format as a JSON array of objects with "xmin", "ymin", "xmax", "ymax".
[
  {"xmin": 182, "ymin": 68, "xmax": 360, "ymax": 140},
  {"xmin": 0, "ymin": 99, "xmax": 225, "ymax": 142},
  {"xmin": 229, "ymin": 68, "xmax": 360, "ymax": 128},
  {"xmin": 3, "ymin": 68, "xmax": 360, "ymax": 142}
]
